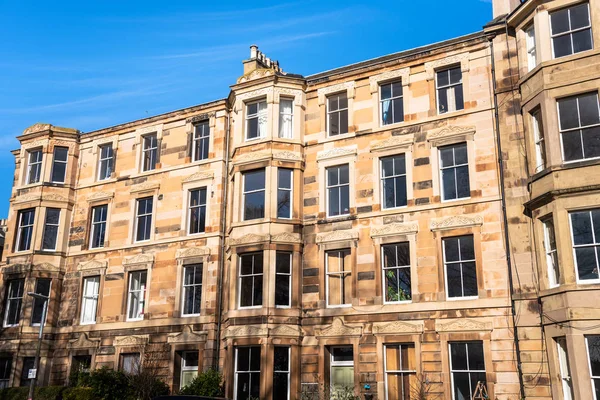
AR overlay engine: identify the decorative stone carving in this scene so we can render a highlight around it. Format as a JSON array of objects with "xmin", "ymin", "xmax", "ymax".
[
  {"xmin": 228, "ymin": 233, "xmax": 270, "ymax": 246},
  {"xmin": 317, "ymin": 81, "xmax": 355, "ymax": 105},
  {"xmin": 435, "ymin": 319, "xmax": 493, "ymax": 332},
  {"xmin": 136, "ymin": 124, "xmax": 162, "ymax": 135},
  {"xmin": 86, "ymin": 191, "xmax": 114, "ymax": 202},
  {"xmin": 176, "ymin": 247, "xmax": 210, "ymax": 259},
  {"xmin": 427, "ymin": 125, "xmax": 476, "ymax": 146},
  {"xmin": 373, "ymin": 321, "xmax": 423, "ymax": 334},
  {"xmin": 370, "ymin": 223, "xmax": 419, "ymax": 238},
  {"xmin": 22, "ymin": 139, "xmax": 49, "ymax": 151},
  {"xmin": 68, "ymin": 332, "xmax": 101, "ymax": 349},
  {"xmin": 370, "ymin": 135, "xmax": 414, "ymax": 152},
  {"xmin": 233, "ymin": 151, "xmax": 272, "ymax": 165},
  {"xmin": 316, "ymin": 230, "xmax": 359, "ymax": 244},
  {"xmin": 316, "ymin": 318, "xmax": 362, "ymax": 337},
  {"xmin": 43, "ymin": 193, "xmax": 69, "ymax": 202},
  {"xmin": 182, "ymin": 171, "xmax": 214, "ymax": 183},
  {"xmin": 130, "ymin": 182, "xmax": 160, "ymax": 194},
  {"xmin": 14, "ymin": 194, "xmax": 40, "ymax": 204},
  {"xmin": 14, "ymin": 193, "xmax": 69, "ymax": 204},
  {"xmin": 77, "ymin": 260, "xmax": 108, "ymax": 272},
  {"xmin": 424, "ymin": 53, "xmax": 470, "ymax": 81},
  {"xmin": 237, "ymin": 68, "xmax": 275, "ymax": 84},
  {"xmin": 369, "ymin": 67, "xmax": 410, "ymax": 93},
  {"xmin": 167, "ymin": 325, "xmax": 207, "ymax": 344},
  {"xmin": 224, "ymin": 325, "xmax": 268, "ymax": 338},
  {"xmin": 23, "ymin": 123, "xmax": 52, "ymax": 135},
  {"xmin": 270, "ymin": 325, "xmax": 302, "ymax": 337},
  {"xmin": 123, "ymin": 253, "xmax": 154, "ymax": 266},
  {"xmin": 274, "ymin": 88, "xmax": 303, "ymax": 106},
  {"xmin": 187, "ymin": 112, "xmax": 215, "ymax": 124},
  {"xmin": 34, "ymin": 262, "xmax": 60, "ymax": 272},
  {"xmin": 430, "ymin": 215, "xmax": 483, "ymax": 231},
  {"xmin": 113, "ymin": 335, "xmax": 149, "ymax": 347},
  {"xmin": 317, "ymin": 146, "xmax": 357, "ymax": 162},
  {"xmin": 236, "ymin": 87, "xmax": 273, "ymax": 102},
  {"xmin": 271, "ymin": 232, "xmax": 302, "ymax": 244},
  {"xmin": 273, "ymin": 151, "xmax": 302, "ymax": 162}
]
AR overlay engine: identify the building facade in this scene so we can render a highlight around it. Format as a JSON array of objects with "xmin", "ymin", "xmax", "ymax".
[{"xmin": 1, "ymin": 0, "xmax": 598, "ymax": 398}]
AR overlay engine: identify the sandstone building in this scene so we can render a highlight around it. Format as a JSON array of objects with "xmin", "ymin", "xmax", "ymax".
[{"xmin": 0, "ymin": 0, "xmax": 599, "ymax": 399}]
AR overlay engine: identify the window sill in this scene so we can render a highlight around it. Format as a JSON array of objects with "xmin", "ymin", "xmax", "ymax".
[
  {"xmin": 446, "ymin": 296, "xmax": 478, "ymax": 301},
  {"xmin": 79, "ymin": 321, "xmax": 96, "ymax": 326},
  {"xmin": 238, "ymin": 306, "xmax": 262, "ymax": 310},
  {"xmin": 181, "ymin": 313, "xmax": 201, "ymax": 318},
  {"xmin": 441, "ymin": 196, "xmax": 471, "ymax": 204},
  {"xmin": 383, "ymin": 300, "xmax": 412, "ymax": 305},
  {"xmin": 370, "ymin": 121, "xmax": 408, "ymax": 135},
  {"xmin": 126, "ymin": 317, "xmax": 144, "ymax": 322},
  {"xmin": 326, "ymin": 304, "xmax": 352, "ymax": 309},
  {"xmin": 317, "ymin": 132, "xmax": 356, "ymax": 144}
]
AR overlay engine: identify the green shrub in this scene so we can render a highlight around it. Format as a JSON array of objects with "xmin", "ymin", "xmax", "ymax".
[
  {"xmin": 0, "ymin": 386, "xmax": 65, "ymax": 400},
  {"xmin": 86, "ymin": 367, "xmax": 131, "ymax": 400},
  {"xmin": 0, "ymin": 387, "xmax": 28, "ymax": 400},
  {"xmin": 63, "ymin": 387, "xmax": 95, "ymax": 400},
  {"xmin": 179, "ymin": 369, "xmax": 224, "ymax": 397}
]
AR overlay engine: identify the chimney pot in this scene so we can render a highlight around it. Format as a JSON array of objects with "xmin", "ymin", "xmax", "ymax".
[{"xmin": 250, "ymin": 45, "xmax": 258, "ymax": 59}]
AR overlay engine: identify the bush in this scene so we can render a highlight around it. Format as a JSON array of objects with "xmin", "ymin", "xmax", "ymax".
[
  {"xmin": 63, "ymin": 387, "xmax": 95, "ymax": 400},
  {"xmin": 86, "ymin": 367, "xmax": 131, "ymax": 400},
  {"xmin": 0, "ymin": 387, "xmax": 65, "ymax": 400},
  {"xmin": 179, "ymin": 369, "xmax": 224, "ymax": 397}
]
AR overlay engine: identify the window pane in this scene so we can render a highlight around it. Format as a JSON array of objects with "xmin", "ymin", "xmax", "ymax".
[
  {"xmin": 393, "ymin": 97, "xmax": 404, "ymax": 123},
  {"xmin": 339, "ymin": 110, "xmax": 348, "ymax": 135},
  {"xmin": 332, "ymin": 347, "xmax": 353, "ymax": 362},
  {"xmin": 459, "ymin": 236, "xmax": 475, "ymax": 260},
  {"xmin": 571, "ymin": 211, "xmax": 593, "ymax": 245},
  {"xmin": 440, "ymin": 147, "xmax": 455, "ymax": 168},
  {"xmin": 575, "ymin": 247, "xmax": 599, "ymax": 280},
  {"xmin": 449, "ymin": 67, "xmax": 462, "ymax": 84},
  {"xmin": 551, "ymin": 8, "xmax": 570, "ymax": 34},
  {"xmin": 328, "ymin": 187, "xmax": 340, "ymax": 216},
  {"xmin": 562, "ymin": 131, "xmax": 584, "ymax": 161},
  {"xmin": 329, "ymin": 112, "xmax": 339, "ymax": 136},
  {"xmin": 382, "ymin": 100, "xmax": 392, "ymax": 125},
  {"xmin": 570, "ymin": 3, "xmax": 590, "ymax": 29},
  {"xmin": 442, "ymin": 169, "xmax": 457, "ymax": 200},
  {"xmin": 244, "ymin": 192, "xmax": 265, "ymax": 220},
  {"xmin": 553, "ymin": 34, "xmax": 573, "ymax": 58},
  {"xmin": 338, "ymin": 94, "xmax": 348, "ymax": 110},
  {"xmin": 579, "ymin": 93, "xmax": 600, "ymax": 126},
  {"xmin": 582, "ymin": 127, "xmax": 600, "ymax": 159},
  {"xmin": 437, "ymin": 70, "xmax": 449, "ymax": 87},
  {"xmin": 468, "ymin": 342, "xmax": 485, "ymax": 370},
  {"xmin": 278, "ymin": 168, "xmax": 292, "ymax": 189},
  {"xmin": 573, "ymin": 29, "xmax": 593, "ymax": 54},
  {"xmin": 588, "ymin": 336, "xmax": 600, "ymax": 377},
  {"xmin": 32, "ymin": 279, "xmax": 51, "ymax": 324},
  {"xmin": 244, "ymin": 170, "xmax": 265, "ymax": 192},
  {"xmin": 381, "ymin": 84, "xmax": 392, "ymax": 100}
]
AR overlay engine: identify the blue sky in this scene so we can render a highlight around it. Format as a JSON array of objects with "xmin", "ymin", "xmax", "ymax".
[{"xmin": 0, "ymin": 0, "xmax": 492, "ymax": 218}]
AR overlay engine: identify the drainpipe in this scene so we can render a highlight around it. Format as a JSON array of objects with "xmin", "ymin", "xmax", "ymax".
[
  {"xmin": 488, "ymin": 33, "xmax": 527, "ymax": 399},
  {"xmin": 214, "ymin": 108, "xmax": 231, "ymax": 371}
]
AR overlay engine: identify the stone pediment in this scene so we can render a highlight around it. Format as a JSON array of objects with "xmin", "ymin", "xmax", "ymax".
[
  {"xmin": 233, "ymin": 151, "xmax": 272, "ymax": 165},
  {"xmin": 77, "ymin": 260, "xmax": 108, "ymax": 272},
  {"xmin": 317, "ymin": 146, "xmax": 357, "ymax": 162},
  {"xmin": 427, "ymin": 125, "xmax": 476, "ymax": 146},
  {"xmin": 228, "ymin": 233, "xmax": 270, "ymax": 246},
  {"xmin": 316, "ymin": 230, "xmax": 359, "ymax": 244},
  {"xmin": 187, "ymin": 112, "xmax": 215, "ymax": 124},
  {"xmin": 34, "ymin": 262, "xmax": 60, "ymax": 272},
  {"xmin": 182, "ymin": 171, "xmax": 214, "ymax": 183},
  {"xmin": 424, "ymin": 53, "xmax": 470, "ymax": 81},
  {"xmin": 87, "ymin": 191, "xmax": 114, "ymax": 202},
  {"xmin": 435, "ymin": 319, "xmax": 493, "ymax": 332},
  {"xmin": 373, "ymin": 321, "xmax": 423, "ymax": 334},
  {"xmin": 270, "ymin": 325, "xmax": 303, "ymax": 337},
  {"xmin": 369, "ymin": 67, "xmax": 410, "ymax": 93},
  {"xmin": 370, "ymin": 223, "xmax": 418, "ymax": 238},
  {"xmin": 68, "ymin": 332, "xmax": 101, "ymax": 349},
  {"xmin": 237, "ymin": 68, "xmax": 275, "ymax": 84},
  {"xmin": 113, "ymin": 334, "xmax": 149, "ymax": 347},
  {"xmin": 14, "ymin": 193, "xmax": 69, "ymax": 204},
  {"xmin": 130, "ymin": 182, "xmax": 160, "ymax": 194},
  {"xmin": 271, "ymin": 232, "xmax": 302, "ymax": 244},
  {"xmin": 23, "ymin": 123, "xmax": 52, "ymax": 135},
  {"xmin": 123, "ymin": 253, "xmax": 154, "ymax": 266},
  {"xmin": 370, "ymin": 135, "xmax": 414, "ymax": 152},
  {"xmin": 430, "ymin": 215, "xmax": 483, "ymax": 231},
  {"xmin": 273, "ymin": 151, "xmax": 302, "ymax": 162},
  {"xmin": 316, "ymin": 318, "xmax": 362, "ymax": 338},
  {"xmin": 224, "ymin": 325, "xmax": 268, "ymax": 339},
  {"xmin": 176, "ymin": 247, "xmax": 210, "ymax": 259},
  {"xmin": 167, "ymin": 325, "xmax": 208, "ymax": 344},
  {"xmin": 317, "ymin": 81, "xmax": 355, "ymax": 105}
]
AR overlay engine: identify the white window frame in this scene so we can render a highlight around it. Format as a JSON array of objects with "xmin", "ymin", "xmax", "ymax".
[
  {"xmin": 279, "ymin": 98, "xmax": 294, "ymax": 139},
  {"xmin": 273, "ymin": 346, "xmax": 291, "ymax": 400},
  {"xmin": 379, "ymin": 80, "xmax": 404, "ymax": 126},
  {"xmin": 120, "ymin": 353, "xmax": 140, "ymax": 374},
  {"xmin": 381, "ymin": 243, "xmax": 412, "ymax": 304},
  {"xmin": 558, "ymin": 92, "xmax": 600, "ymax": 164},
  {"xmin": 435, "ymin": 66, "xmax": 464, "ymax": 115},
  {"xmin": 556, "ymin": 337, "xmax": 575, "ymax": 400},
  {"xmin": 234, "ymin": 346, "xmax": 261, "ymax": 400},
  {"xmin": 80, "ymin": 276, "xmax": 100, "ymax": 325},
  {"xmin": 50, "ymin": 146, "xmax": 68, "ymax": 183},
  {"xmin": 134, "ymin": 197, "xmax": 153, "ymax": 243},
  {"xmin": 242, "ymin": 169, "xmax": 266, "ymax": 221},
  {"xmin": 188, "ymin": 188, "xmax": 207, "ymax": 235},
  {"xmin": 3, "ymin": 279, "xmax": 24, "ymax": 328},
  {"xmin": 31, "ymin": 278, "xmax": 51, "ymax": 326},
  {"xmin": 193, "ymin": 121, "xmax": 210, "ymax": 162},
  {"xmin": 439, "ymin": 143, "xmax": 470, "ymax": 202},
  {"xmin": 41, "ymin": 208, "xmax": 60, "ymax": 251},
  {"xmin": 26, "ymin": 149, "xmax": 43, "ymax": 185},
  {"xmin": 585, "ymin": 336, "xmax": 600, "ymax": 400},
  {"xmin": 380, "ymin": 154, "xmax": 407, "ymax": 210},
  {"xmin": 238, "ymin": 252, "xmax": 263, "ymax": 309},
  {"xmin": 449, "ymin": 342, "xmax": 487, "ymax": 400},
  {"xmin": 180, "ymin": 351, "xmax": 199, "ymax": 389},
  {"xmin": 526, "ymin": 24, "xmax": 537, "ymax": 71},
  {"xmin": 326, "ymin": 164, "xmax": 350, "ymax": 218},
  {"xmin": 90, "ymin": 205, "xmax": 108, "ymax": 249},
  {"xmin": 97, "ymin": 144, "xmax": 114, "ymax": 181},
  {"xmin": 327, "ymin": 92, "xmax": 349, "ymax": 137},
  {"xmin": 531, "ymin": 109, "xmax": 546, "ymax": 172},
  {"xmin": 245, "ymin": 100, "xmax": 267, "ymax": 141},
  {"xmin": 568, "ymin": 209, "xmax": 600, "ymax": 284},
  {"xmin": 0, "ymin": 357, "xmax": 11, "ymax": 389},
  {"xmin": 542, "ymin": 216, "xmax": 560, "ymax": 288},
  {"xmin": 443, "ymin": 236, "xmax": 478, "ymax": 301},
  {"xmin": 325, "ymin": 249, "xmax": 352, "ymax": 308},
  {"xmin": 550, "ymin": 2, "xmax": 593, "ymax": 59},
  {"xmin": 141, "ymin": 133, "xmax": 158, "ymax": 172},
  {"xmin": 181, "ymin": 264, "xmax": 203, "ymax": 317},
  {"xmin": 15, "ymin": 209, "xmax": 35, "ymax": 253},
  {"xmin": 383, "ymin": 344, "xmax": 416, "ymax": 400},
  {"xmin": 275, "ymin": 252, "xmax": 292, "ymax": 308},
  {"xmin": 277, "ymin": 168, "xmax": 293, "ymax": 219},
  {"xmin": 329, "ymin": 346, "xmax": 354, "ymax": 388},
  {"xmin": 126, "ymin": 270, "xmax": 147, "ymax": 321}
]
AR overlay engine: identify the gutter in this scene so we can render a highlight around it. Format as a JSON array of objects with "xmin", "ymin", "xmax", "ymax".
[{"xmin": 488, "ymin": 33, "xmax": 527, "ymax": 399}]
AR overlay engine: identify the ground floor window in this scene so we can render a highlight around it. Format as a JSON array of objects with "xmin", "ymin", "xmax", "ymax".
[
  {"xmin": 587, "ymin": 336, "xmax": 600, "ymax": 399},
  {"xmin": 0, "ymin": 357, "xmax": 11, "ymax": 389},
  {"xmin": 20, "ymin": 357, "xmax": 35, "ymax": 387},
  {"xmin": 449, "ymin": 342, "xmax": 486, "ymax": 400},
  {"xmin": 69, "ymin": 355, "xmax": 91, "ymax": 385},
  {"xmin": 384, "ymin": 344, "xmax": 416, "ymax": 400},
  {"xmin": 235, "ymin": 346, "xmax": 260, "ymax": 400},
  {"xmin": 273, "ymin": 347, "xmax": 290, "ymax": 400},
  {"xmin": 556, "ymin": 337, "xmax": 574, "ymax": 400},
  {"xmin": 120, "ymin": 353, "xmax": 140, "ymax": 375},
  {"xmin": 180, "ymin": 351, "xmax": 199, "ymax": 389},
  {"xmin": 330, "ymin": 346, "xmax": 354, "ymax": 392}
]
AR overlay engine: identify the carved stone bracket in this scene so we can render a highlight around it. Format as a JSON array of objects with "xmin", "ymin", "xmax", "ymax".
[
  {"xmin": 316, "ymin": 318, "xmax": 362, "ymax": 338},
  {"xmin": 427, "ymin": 125, "xmax": 476, "ymax": 147},
  {"xmin": 317, "ymin": 146, "xmax": 357, "ymax": 162},
  {"xmin": 68, "ymin": 332, "xmax": 101, "ymax": 349},
  {"xmin": 370, "ymin": 223, "xmax": 419, "ymax": 238},
  {"xmin": 370, "ymin": 135, "xmax": 414, "ymax": 152},
  {"xmin": 316, "ymin": 230, "xmax": 359, "ymax": 244},
  {"xmin": 369, "ymin": 67, "xmax": 410, "ymax": 93},
  {"xmin": 167, "ymin": 325, "xmax": 208, "ymax": 344},
  {"xmin": 430, "ymin": 215, "xmax": 483, "ymax": 231},
  {"xmin": 317, "ymin": 81, "xmax": 355, "ymax": 105},
  {"xmin": 113, "ymin": 334, "xmax": 150, "ymax": 347},
  {"xmin": 424, "ymin": 53, "xmax": 470, "ymax": 81},
  {"xmin": 182, "ymin": 171, "xmax": 214, "ymax": 184},
  {"xmin": 435, "ymin": 318, "xmax": 493, "ymax": 332},
  {"xmin": 130, "ymin": 182, "xmax": 160, "ymax": 194},
  {"xmin": 372, "ymin": 321, "xmax": 424, "ymax": 334},
  {"xmin": 86, "ymin": 191, "xmax": 114, "ymax": 203}
]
